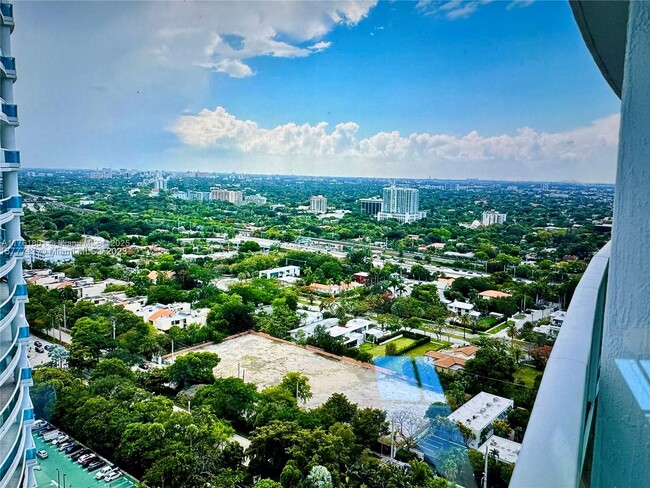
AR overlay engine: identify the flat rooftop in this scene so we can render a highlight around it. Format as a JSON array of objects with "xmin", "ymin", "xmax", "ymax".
[
  {"xmin": 478, "ymin": 435, "xmax": 522, "ymax": 464},
  {"xmin": 448, "ymin": 391, "xmax": 514, "ymax": 432},
  {"xmin": 178, "ymin": 333, "xmax": 444, "ymax": 420}
]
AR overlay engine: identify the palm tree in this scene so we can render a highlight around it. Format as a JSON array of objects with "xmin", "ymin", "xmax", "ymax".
[
  {"xmin": 507, "ymin": 323, "xmax": 518, "ymax": 348},
  {"xmin": 458, "ymin": 313, "xmax": 471, "ymax": 339}
]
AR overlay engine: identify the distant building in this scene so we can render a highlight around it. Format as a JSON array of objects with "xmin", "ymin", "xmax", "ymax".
[
  {"xmin": 482, "ymin": 210, "xmax": 507, "ymax": 226},
  {"xmin": 377, "ymin": 185, "xmax": 426, "ymax": 223},
  {"xmin": 153, "ymin": 170, "xmax": 167, "ymax": 191},
  {"xmin": 244, "ymin": 194, "xmax": 267, "ymax": 205},
  {"xmin": 211, "ymin": 188, "xmax": 243, "ymax": 204},
  {"xmin": 359, "ymin": 197, "xmax": 383, "ymax": 215},
  {"xmin": 309, "ymin": 195, "xmax": 328, "ymax": 214},
  {"xmin": 448, "ymin": 392, "xmax": 514, "ymax": 449},
  {"xmin": 258, "ymin": 265, "xmax": 301, "ymax": 280},
  {"xmin": 478, "ymin": 290, "xmax": 513, "ymax": 300}
]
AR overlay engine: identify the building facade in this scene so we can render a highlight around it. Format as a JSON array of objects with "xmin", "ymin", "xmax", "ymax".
[
  {"xmin": 482, "ymin": 210, "xmax": 507, "ymax": 226},
  {"xmin": 210, "ymin": 188, "xmax": 243, "ymax": 204},
  {"xmin": 0, "ymin": 3, "xmax": 37, "ymax": 487},
  {"xmin": 376, "ymin": 185, "xmax": 426, "ymax": 223},
  {"xmin": 359, "ymin": 197, "xmax": 382, "ymax": 215},
  {"xmin": 309, "ymin": 195, "xmax": 327, "ymax": 214}
]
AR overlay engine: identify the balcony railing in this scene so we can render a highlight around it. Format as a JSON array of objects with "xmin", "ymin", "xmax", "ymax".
[
  {"xmin": 1, "ymin": 104, "xmax": 17, "ymax": 119},
  {"xmin": 0, "ymin": 56, "xmax": 15, "ymax": 72},
  {"xmin": 510, "ymin": 242, "xmax": 611, "ymax": 487},
  {"xmin": 0, "ymin": 4, "xmax": 13, "ymax": 20},
  {"xmin": 0, "ymin": 150, "xmax": 19, "ymax": 165}
]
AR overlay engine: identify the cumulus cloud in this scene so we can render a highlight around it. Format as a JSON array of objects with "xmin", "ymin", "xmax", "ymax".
[
  {"xmin": 142, "ymin": 2, "xmax": 376, "ymax": 78},
  {"xmin": 173, "ymin": 106, "xmax": 620, "ymax": 181},
  {"xmin": 202, "ymin": 59, "xmax": 254, "ymax": 78}
]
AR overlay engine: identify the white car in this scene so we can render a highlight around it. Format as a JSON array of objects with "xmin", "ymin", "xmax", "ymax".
[
  {"xmin": 104, "ymin": 471, "xmax": 122, "ymax": 482},
  {"xmin": 51, "ymin": 435, "xmax": 69, "ymax": 446},
  {"xmin": 95, "ymin": 466, "xmax": 114, "ymax": 480}
]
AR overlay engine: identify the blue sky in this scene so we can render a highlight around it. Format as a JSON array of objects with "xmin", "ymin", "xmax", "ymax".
[{"xmin": 13, "ymin": 1, "xmax": 621, "ymax": 182}]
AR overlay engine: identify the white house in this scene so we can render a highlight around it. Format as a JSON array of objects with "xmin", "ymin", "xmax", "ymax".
[
  {"xmin": 258, "ymin": 265, "xmax": 301, "ymax": 280},
  {"xmin": 447, "ymin": 392, "xmax": 514, "ymax": 449},
  {"xmin": 447, "ymin": 300, "xmax": 480, "ymax": 318}
]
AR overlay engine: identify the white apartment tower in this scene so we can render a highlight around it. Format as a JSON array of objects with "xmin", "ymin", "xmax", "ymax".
[
  {"xmin": 377, "ymin": 185, "xmax": 426, "ymax": 223},
  {"xmin": 309, "ymin": 195, "xmax": 327, "ymax": 214},
  {"xmin": 0, "ymin": 3, "xmax": 37, "ymax": 487},
  {"xmin": 482, "ymin": 210, "xmax": 507, "ymax": 226}
]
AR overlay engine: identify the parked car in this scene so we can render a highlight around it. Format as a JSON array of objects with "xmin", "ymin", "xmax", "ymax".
[
  {"xmin": 34, "ymin": 341, "xmax": 42, "ymax": 347},
  {"xmin": 45, "ymin": 344, "xmax": 54, "ymax": 351},
  {"xmin": 77, "ymin": 453, "xmax": 94, "ymax": 464},
  {"xmin": 42, "ymin": 430, "xmax": 60, "ymax": 442},
  {"xmin": 87, "ymin": 460, "xmax": 106, "ymax": 472},
  {"xmin": 51, "ymin": 435, "xmax": 69, "ymax": 445},
  {"xmin": 95, "ymin": 466, "xmax": 114, "ymax": 480},
  {"xmin": 80, "ymin": 455, "xmax": 97, "ymax": 467},
  {"xmin": 65, "ymin": 444, "xmax": 81, "ymax": 455},
  {"xmin": 36, "ymin": 450, "xmax": 48, "ymax": 459},
  {"xmin": 57, "ymin": 442, "xmax": 72, "ymax": 451},
  {"xmin": 104, "ymin": 471, "xmax": 122, "ymax": 483},
  {"xmin": 70, "ymin": 449, "xmax": 89, "ymax": 461}
]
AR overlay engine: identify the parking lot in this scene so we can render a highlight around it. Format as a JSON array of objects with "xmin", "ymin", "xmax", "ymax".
[
  {"xmin": 27, "ymin": 334, "xmax": 64, "ymax": 367},
  {"xmin": 33, "ymin": 426, "xmax": 137, "ymax": 488}
]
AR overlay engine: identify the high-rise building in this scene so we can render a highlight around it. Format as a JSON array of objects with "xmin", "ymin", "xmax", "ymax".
[
  {"xmin": 309, "ymin": 195, "xmax": 327, "ymax": 214},
  {"xmin": 376, "ymin": 185, "xmax": 426, "ymax": 223},
  {"xmin": 482, "ymin": 210, "xmax": 507, "ymax": 226},
  {"xmin": 359, "ymin": 197, "xmax": 382, "ymax": 216},
  {"xmin": 153, "ymin": 170, "xmax": 167, "ymax": 191},
  {"xmin": 0, "ymin": 3, "xmax": 37, "ymax": 487},
  {"xmin": 210, "ymin": 188, "xmax": 243, "ymax": 204}
]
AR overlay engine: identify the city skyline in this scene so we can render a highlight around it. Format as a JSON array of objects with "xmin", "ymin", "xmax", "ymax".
[{"xmin": 13, "ymin": 1, "xmax": 620, "ymax": 182}]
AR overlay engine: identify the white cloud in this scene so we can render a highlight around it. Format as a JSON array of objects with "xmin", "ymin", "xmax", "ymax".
[
  {"xmin": 417, "ymin": 0, "xmax": 530, "ymax": 19},
  {"xmin": 173, "ymin": 107, "xmax": 620, "ymax": 182},
  {"xmin": 309, "ymin": 41, "xmax": 333, "ymax": 53},
  {"xmin": 203, "ymin": 59, "xmax": 254, "ymax": 78},
  {"xmin": 143, "ymin": 1, "xmax": 376, "ymax": 78}
]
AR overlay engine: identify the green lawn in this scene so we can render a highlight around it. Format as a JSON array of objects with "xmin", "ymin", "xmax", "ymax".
[
  {"xmin": 486, "ymin": 321, "xmax": 510, "ymax": 335},
  {"xmin": 362, "ymin": 337, "xmax": 417, "ymax": 357},
  {"xmin": 403, "ymin": 341, "xmax": 452, "ymax": 357},
  {"xmin": 514, "ymin": 365, "xmax": 541, "ymax": 387}
]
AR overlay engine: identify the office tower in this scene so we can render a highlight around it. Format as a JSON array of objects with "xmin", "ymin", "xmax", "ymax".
[
  {"xmin": 359, "ymin": 197, "xmax": 382, "ymax": 216},
  {"xmin": 0, "ymin": 3, "xmax": 37, "ymax": 487}
]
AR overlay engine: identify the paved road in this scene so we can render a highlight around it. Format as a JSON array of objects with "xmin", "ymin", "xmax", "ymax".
[{"xmin": 27, "ymin": 334, "xmax": 58, "ymax": 366}]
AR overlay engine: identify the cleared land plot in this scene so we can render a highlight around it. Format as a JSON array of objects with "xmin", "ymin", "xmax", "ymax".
[
  {"xmin": 187, "ymin": 334, "xmax": 444, "ymax": 421},
  {"xmin": 514, "ymin": 365, "xmax": 541, "ymax": 387}
]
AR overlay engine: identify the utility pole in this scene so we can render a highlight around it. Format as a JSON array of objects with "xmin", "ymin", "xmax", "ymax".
[
  {"xmin": 483, "ymin": 443, "xmax": 489, "ymax": 488},
  {"xmin": 112, "ymin": 317, "xmax": 116, "ymax": 340},
  {"xmin": 63, "ymin": 303, "xmax": 67, "ymax": 330},
  {"xmin": 171, "ymin": 340, "xmax": 175, "ymax": 361}
]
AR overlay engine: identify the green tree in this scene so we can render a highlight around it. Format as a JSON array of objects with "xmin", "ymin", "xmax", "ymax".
[
  {"xmin": 193, "ymin": 377, "xmax": 260, "ymax": 430},
  {"xmin": 166, "ymin": 352, "xmax": 220, "ymax": 389},
  {"xmin": 280, "ymin": 372, "xmax": 313, "ymax": 403}
]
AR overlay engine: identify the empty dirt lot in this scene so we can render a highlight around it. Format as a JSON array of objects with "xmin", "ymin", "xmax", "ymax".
[{"xmin": 183, "ymin": 333, "xmax": 444, "ymax": 420}]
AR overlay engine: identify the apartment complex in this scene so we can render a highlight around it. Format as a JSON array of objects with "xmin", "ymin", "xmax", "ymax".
[
  {"xmin": 0, "ymin": 3, "xmax": 38, "ymax": 486},
  {"xmin": 377, "ymin": 185, "xmax": 427, "ymax": 223},
  {"xmin": 482, "ymin": 210, "xmax": 507, "ymax": 226},
  {"xmin": 210, "ymin": 188, "xmax": 243, "ymax": 204},
  {"xmin": 309, "ymin": 195, "xmax": 327, "ymax": 214}
]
